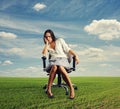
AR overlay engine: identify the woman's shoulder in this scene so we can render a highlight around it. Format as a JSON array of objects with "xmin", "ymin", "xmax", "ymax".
[{"xmin": 56, "ymin": 38, "xmax": 65, "ymax": 42}]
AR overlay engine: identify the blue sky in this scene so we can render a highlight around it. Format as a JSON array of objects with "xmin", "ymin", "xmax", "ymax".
[{"xmin": 0, "ymin": 0, "xmax": 120, "ymax": 77}]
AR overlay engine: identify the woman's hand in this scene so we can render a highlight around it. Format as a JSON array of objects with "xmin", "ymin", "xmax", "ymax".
[
  {"xmin": 69, "ymin": 50, "xmax": 80, "ymax": 64},
  {"xmin": 45, "ymin": 38, "xmax": 49, "ymax": 45},
  {"xmin": 42, "ymin": 38, "xmax": 49, "ymax": 56},
  {"xmin": 75, "ymin": 56, "xmax": 79, "ymax": 64}
]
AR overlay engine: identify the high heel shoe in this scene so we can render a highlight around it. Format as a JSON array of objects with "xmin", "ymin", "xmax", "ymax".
[
  {"xmin": 69, "ymin": 96, "xmax": 75, "ymax": 99},
  {"xmin": 45, "ymin": 90, "xmax": 54, "ymax": 98}
]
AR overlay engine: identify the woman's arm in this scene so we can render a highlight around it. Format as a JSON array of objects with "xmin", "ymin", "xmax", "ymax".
[
  {"xmin": 42, "ymin": 44, "xmax": 49, "ymax": 56},
  {"xmin": 59, "ymin": 38, "xmax": 79, "ymax": 64},
  {"xmin": 42, "ymin": 39, "xmax": 49, "ymax": 56},
  {"xmin": 69, "ymin": 49, "xmax": 79, "ymax": 64}
]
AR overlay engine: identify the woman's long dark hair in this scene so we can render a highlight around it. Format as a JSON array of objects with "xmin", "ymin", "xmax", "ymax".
[{"xmin": 43, "ymin": 29, "xmax": 56, "ymax": 44}]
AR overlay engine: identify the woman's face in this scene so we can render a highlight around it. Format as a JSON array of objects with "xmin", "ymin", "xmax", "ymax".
[{"xmin": 45, "ymin": 32, "xmax": 53, "ymax": 44}]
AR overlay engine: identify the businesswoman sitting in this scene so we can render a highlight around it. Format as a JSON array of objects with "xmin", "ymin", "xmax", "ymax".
[{"xmin": 42, "ymin": 29, "xmax": 79, "ymax": 99}]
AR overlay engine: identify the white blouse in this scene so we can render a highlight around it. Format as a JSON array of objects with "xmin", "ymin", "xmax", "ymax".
[{"xmin": 48, "ymin": 38, "xmax": 71, "ymax": 59}]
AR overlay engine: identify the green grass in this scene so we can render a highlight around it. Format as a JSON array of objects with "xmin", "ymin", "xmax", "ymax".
[{"xmin": 0, "ymin": 77, "xmax": 120, "ymax": 109}]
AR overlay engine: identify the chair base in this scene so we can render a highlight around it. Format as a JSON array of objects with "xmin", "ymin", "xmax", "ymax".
[{"xmin": 43, "ymin": 82, "xmax": 78, "ymax": 95}]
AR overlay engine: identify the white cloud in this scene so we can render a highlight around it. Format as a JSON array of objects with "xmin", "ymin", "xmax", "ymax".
[
  {"xmin": 101, "ymin": 45, "xmax": 120, "ymax": 62},
  {"xmin": 1, "ymin": 60, "xmax": 13, "ymax": 65},
  {"xmin": 33, "ymin": 3, "xmax": 46, "ymax": 11},
  {"xmin": 0, "ymin": 66, "xmax": 46, "ymax": 77},
  {"xmin": 79, "ymin": 47, "xmax": 105, "ymax": 61},
  {"xmin": 76, "ymin": 45, "xmax": 120, "ymax": 63},
  {"xmin": 0, "ymin": 31, "xmax": 17, "ymax": 39},
  {"xmin": 99, "ymin": 63, "xmax": 111, "ymax": 67},
  {"xmin": 84, "ymin": 19, "xmax": 120, "ymax": 40},
  {"xmin": 0, "ymin": 17, "xmax": 41, "ymax": 34},
  {"xmin": 69, "ymin": 44, "xmax": 78, "ymax": 48},
  {"xmin": 8, "ymin": 48, "xmax": 25, "ymax": 56},
  {"xmin": 0, "ymin": 38, "xmax": 43, "ymax": 58},
  {"xmin": 0, "ymin": 47, "xmax": 25, "ymax": 56},
  {"xmin": 0, "ymin": 15, "xmax": 81, "ymax": 36}
]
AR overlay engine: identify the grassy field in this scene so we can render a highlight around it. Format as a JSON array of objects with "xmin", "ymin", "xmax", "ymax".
[{"xmin": 0, "ymin": 77, "xmax": 120, "ymax": 109}]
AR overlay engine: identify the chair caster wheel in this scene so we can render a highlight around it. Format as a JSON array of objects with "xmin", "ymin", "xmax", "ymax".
[
  {"xmin": 66, "ymin": 92, "xmax": 69, "ymax": 95},
  {"xmin": 43, "ymin": 86, "xmax": 46, "ymax": 89},
  {"xmin": 74, "ymin": 87, "xmax": 78, "ymax": 90},
  {"xmin": 43, "ymin": 85, "xmax": 47, "ymax": 89}
]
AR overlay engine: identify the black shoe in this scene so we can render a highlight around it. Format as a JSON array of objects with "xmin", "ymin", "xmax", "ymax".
[
  {"xmin": 69, "ymin": 97, "xmax": 74, "ymax": 99},
  {"xmin": 69, "ymin": 95, "xmax": 75, "ymax": 100},
  {"xmin": 48, "ymin": 95, "xmax": 54, "ymax": 98},
  {"xmin": 45, "ymin": 90, "xmax": 54, "ymax": 98}
]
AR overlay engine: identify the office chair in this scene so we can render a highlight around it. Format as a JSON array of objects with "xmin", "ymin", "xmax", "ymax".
[{"xmin": 42, "ymin": 56, "xmax": 78, "ymax": 95}]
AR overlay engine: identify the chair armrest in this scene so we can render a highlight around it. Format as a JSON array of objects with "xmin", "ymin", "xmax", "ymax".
[
  {"xmin": 41, "ymin": 56, "xmax": 47, "ymax": 70},
  {"xmin": 72, "ymin": 56, "xmax": 76, "ymax": 71}
]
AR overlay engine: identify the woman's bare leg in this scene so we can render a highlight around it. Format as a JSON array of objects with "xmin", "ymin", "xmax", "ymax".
[
  {"xmin": 58, "ymin": 66, "xmax": 74, "ymax": 98},
  {"xmin": 62, "ymin": 74, "xmax": 69, "ymax": 86},
  {"xmin": 47, "ymin": 65, "xmax": 57, "ymax": 96}
]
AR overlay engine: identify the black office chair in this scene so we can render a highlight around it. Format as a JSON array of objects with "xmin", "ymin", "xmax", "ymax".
[{"xmin": 42, "ymin": 56, "xmax": 78, "ymax": 95}]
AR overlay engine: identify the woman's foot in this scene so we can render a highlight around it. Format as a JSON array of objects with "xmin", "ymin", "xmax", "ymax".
[
  {"xmin": 69, "ymin": 87, "xmax": 75, "ymax": 99},
  {"xmin": 46, "ymin": 90, "xmax": 54, "ymax": 98}
]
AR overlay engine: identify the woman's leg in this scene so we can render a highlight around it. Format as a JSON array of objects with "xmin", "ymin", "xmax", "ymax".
[
  {"xmin": 47, "ymin": 65, "xmax": 57, "ymax": 96},
  {"xmin": 58, "ymin": 66, "xmax": 74, "ymax": 99},
  {"xmin": 61, "ymin": 74, "xmax": 69, "ymax": 86}
]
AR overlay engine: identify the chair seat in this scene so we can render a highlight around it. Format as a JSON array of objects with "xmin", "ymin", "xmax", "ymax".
[{"xmin": 44, "ymin": 67, "xmax": 74, "ymax": 75}]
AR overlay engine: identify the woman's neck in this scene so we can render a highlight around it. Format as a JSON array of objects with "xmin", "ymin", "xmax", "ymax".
[{"xmin": 50, "ymin": 41, "xmax": 55, "ymax": 50}]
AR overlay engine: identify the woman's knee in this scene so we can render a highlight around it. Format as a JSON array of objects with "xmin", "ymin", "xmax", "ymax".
[
  {"xmin": 51, "ymin": 65, "xmax": 57, "ymax": 73},
  {"xmin": 58, "ymin": 66, "xmax": 65, "ymax": 72}
]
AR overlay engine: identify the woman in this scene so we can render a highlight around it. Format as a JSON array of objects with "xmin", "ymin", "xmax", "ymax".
[{"xmin": 42, "ymin": 29, "xmax": 79, "ymax": 99}]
